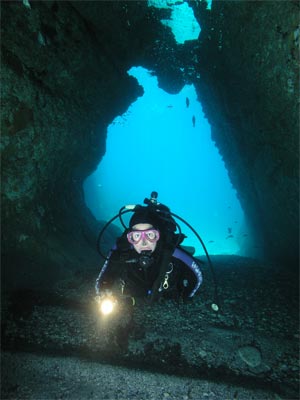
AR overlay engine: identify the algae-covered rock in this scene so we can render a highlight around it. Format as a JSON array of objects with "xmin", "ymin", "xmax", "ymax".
[{"xmin": 238, "ymin": 345, "xmax": 262, "ymax": 368}]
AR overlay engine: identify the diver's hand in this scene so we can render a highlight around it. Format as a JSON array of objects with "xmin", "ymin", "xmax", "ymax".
[{"xmin": 95, "ymin": 289, "xmax": 113, "ymax": 303}]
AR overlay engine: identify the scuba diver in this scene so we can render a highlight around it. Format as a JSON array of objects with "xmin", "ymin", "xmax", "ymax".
[{"xmin": 95, "ymin": 192, "xmax": 219, "ymax": 316}]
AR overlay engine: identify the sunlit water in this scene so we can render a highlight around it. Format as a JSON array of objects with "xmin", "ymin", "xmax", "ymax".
[
  {"xmin": 84, "ymin": 67, "xmax": 250, "ymax": 257},
  {"xmin": 148, "ymin": 0, "xmax": 201, "ymax": 44}
]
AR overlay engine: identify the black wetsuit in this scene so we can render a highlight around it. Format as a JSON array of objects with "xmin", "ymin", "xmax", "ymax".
[{"xmin": 95, "ymin": 246, "xmax": 203, "ymax": 301}]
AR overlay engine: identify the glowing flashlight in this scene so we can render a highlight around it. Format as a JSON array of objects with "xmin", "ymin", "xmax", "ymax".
[{"xmin": 96, "ymin": 295, "xmax": 117, "ymax": 316}]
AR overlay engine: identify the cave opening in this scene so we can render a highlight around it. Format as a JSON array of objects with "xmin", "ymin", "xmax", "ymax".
[
  {"xmin": 84, "ymin": 67, "xmax": 251, "ymax": 257},
  {"xmin": 148, "ymin": 0, "xmax": 201, "ymax": 43},
  {"xmin": 2, "ymin": 2, "xmax": 299, "ymax": 396}
]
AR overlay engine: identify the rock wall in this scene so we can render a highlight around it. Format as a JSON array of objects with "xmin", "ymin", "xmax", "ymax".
[
  {"xmin": 1, "ymin": 0, "xmax": 299, "ymax": 293},
  {"xmin": 190, "ymin": 0, "xmax": 299, "ymax": 267},
  {"xmin": 1, "ymin": 1, "xmax": 144, "ymax": 291}
]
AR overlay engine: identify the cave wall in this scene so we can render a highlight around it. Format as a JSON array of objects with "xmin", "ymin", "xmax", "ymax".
[
  {"xmin": 1, "ymin": 1, "xmax": 145, "ymax": 291},
  {"xmin": 1, "ymin": 0, "xmax": 183, "ymax": 292},
  {"xmin": 189, "ymin": 0, "xmax": 299, "ymax": 266},
  {"xmin": 1, "ymin": 0, "xmax": 299, "ymax": 293}
]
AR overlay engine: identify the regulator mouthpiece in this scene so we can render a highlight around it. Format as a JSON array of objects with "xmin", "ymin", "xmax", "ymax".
[{"xmin": 139, "ymin": 250, "xmax": 154, "ymax": 268}]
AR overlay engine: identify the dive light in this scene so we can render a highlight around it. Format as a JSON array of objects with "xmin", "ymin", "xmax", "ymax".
[
  {"xmin": 96, "ymin": 295, "xmax": 117, "ymax": 316},
  {"xmin": 96, "ymin": 294, "xmax": 135, "ymax": 316}
]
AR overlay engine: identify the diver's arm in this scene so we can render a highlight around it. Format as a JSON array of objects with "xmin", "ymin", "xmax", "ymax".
[
  {"xmin": 186, "ymin": 258, "xmax": 203, "ymax": 297},
  {"xmin": 173, "ymin": 248, "xmax": 203, "ymax": 298},
  {"xmin": 95, "ymin": 251, "xmax": 120, "ymax": 295}
]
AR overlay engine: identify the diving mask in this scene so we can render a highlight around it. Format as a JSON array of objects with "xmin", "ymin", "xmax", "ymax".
[{"xmin": 127, "ymin": 229, "xmax": 160, "ymax": 244}]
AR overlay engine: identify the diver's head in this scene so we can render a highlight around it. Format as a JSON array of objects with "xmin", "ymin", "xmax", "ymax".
[
  {"xmin": 127, "ymin": 223, "xmax": 160, "ymax": 254},
  {"xmin": 127, "ymin": 207, "xmax": 161, "ymax": 254}
]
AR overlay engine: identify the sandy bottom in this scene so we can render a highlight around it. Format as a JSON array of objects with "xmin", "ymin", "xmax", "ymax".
[{"xmin": 2, "ymin": 351, "xmax": 279, "ymax": 400}]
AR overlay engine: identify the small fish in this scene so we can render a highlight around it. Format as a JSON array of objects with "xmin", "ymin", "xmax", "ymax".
[
  {"xmin": 226, "ymin": 235, "xmax": 234, "ymax": 239},
  {"xmin": 186, "ymin": 97, "xmax": 190, "ymax": 108},
  {"xmin": 167, "ymin": 105, "xmax": 173, "ymax": 108},
  {"xmin": 208, "ymin": 240, "xmax": 214, "ymax": 243},
  {"xmin": 192, "ymin": 115, "xmax": 196, "ymax": 127},
  {"xmin": 242, "ymin": 234, "xmax": 248, "ymax": 237},
  {"xmin": 228, "ymin": 227, "xmax": 232, "ymax": 234}
]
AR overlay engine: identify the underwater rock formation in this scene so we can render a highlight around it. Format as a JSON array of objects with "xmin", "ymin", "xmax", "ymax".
[
  {"xmin": 1, "ymin": 0, "xmax": 298, "ymax": 310},
  {"xmin": 1, "ymin": 1, "xmax": 299, "ymax": 398},
  {"xmin": 1, "ymin": 1, "xmax": 298, "ymax": 294},
  {"xmin": 190, "ymin": 0, "xmax": 299, "ymax": 267}
]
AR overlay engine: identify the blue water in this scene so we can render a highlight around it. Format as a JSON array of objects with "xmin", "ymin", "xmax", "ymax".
[{"xmin": 84, "ymin": 67, "xmax": 249, "ymax": 256}]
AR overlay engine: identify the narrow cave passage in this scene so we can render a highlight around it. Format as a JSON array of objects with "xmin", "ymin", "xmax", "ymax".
[{"xmin": 84, "ymin": 67, "xmax": 251, "ymax": 257}]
